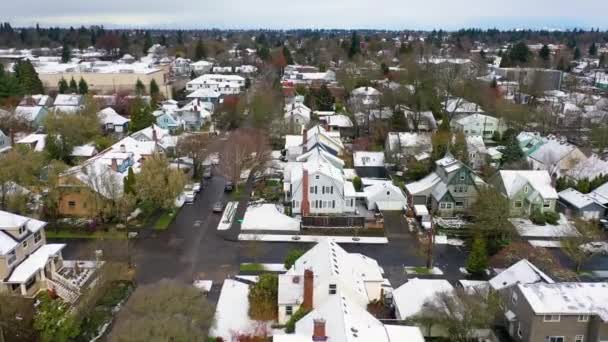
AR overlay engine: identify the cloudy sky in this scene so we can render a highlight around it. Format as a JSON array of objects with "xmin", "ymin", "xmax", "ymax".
[{"xmin": 3, "ymin": 0, "xmax": 608, "ymax": 30}]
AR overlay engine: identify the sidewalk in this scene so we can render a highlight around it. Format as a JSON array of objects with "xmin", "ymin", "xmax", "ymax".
[{"xmin": 238, "ymin": 234, "xmax": 388, "ymax": 244}]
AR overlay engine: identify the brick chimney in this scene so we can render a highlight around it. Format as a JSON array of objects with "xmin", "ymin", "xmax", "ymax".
[
  {"xmin": 302, "ymin": 128, "xmax": 308, "ymax": 153},
  {"xmin": 111, "ymin": 158, "xmax": 118, "ymax": 171},
  {"xmin": 152, "ymin": 128, "xmax": 158, "ymax": 142},
  {"xmin": 301, "ymin": 169, "xmax": 310, "ymax": 216},
  {"xmin": 312, "ymin": 319, "xmax": 327, "ymax": 341},
  {"xmin": 303, "ymin": 269, "xmax": 313, "ymax": 311}
]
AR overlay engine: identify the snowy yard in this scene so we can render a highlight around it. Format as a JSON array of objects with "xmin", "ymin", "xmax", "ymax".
[{"xmin": 510, "ymin": 215, "xmax": 580, "ymax": 238}]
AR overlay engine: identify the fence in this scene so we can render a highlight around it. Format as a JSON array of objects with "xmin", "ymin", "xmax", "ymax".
[{"xmin": 302, "ymin": 215, "xmax": 365, "ymax": 228}]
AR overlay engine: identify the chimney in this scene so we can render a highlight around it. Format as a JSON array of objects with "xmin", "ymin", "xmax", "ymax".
[
  {"xmin": 301, "ymin": 169, "xmax": 310, "ymax": 216},
  {"xmin": 152, "ymin": 128, "xmax": 158, "ymax": 142},
  {"xmin": 312, "ymin": 319, "xmax": 327, "ymax": 341},
  {"xmin": 302, "ymin": 129, "xmax": 308, "ymax": 153},
  {"xmin": 111, "ymin": 158, "xmax": 118, "ymax": 171},
  {"xmin": 303, "ymin": 269, "xmax": 314, "ymax": 311}
]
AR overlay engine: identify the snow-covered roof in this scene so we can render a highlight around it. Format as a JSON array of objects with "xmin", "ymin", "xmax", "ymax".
[
  {"xmin": 97, "ymin": 107, "xmax": 129, "ymax": 126},
  {"xmin": 297, "ymin": 147, "xmax": 345, "ymax": 170},
  {"xmin": 7, "ymin": 244, "xmax": 65, "ymax": 283},
  {"xmin": 326, "ymin": 114, "xmax": 353, "ymax": 128},
  {"xmin": 16, "ymin": 133, "xmax": 47, "ymax": 152},
  {"xmin": 489, "ymin": 259, "xmax": 554, "ymax": 291},
  {"xmin": 14, "ymin": 106, "xmax": 46, "ymax": 122},
  {"xmin": 186, "ymin": 88, "xmax": 221, "ymax": 99},
  {"xmin": 352, "ymin": 86, "xmax": 381, "ymax": 96},
  {"xmin": 0, "ymin": 231, "xmax": 18, "ymax": 254},
  {"xmin": 445, "ymin": 98, "xmax": 483, "ymax": 113},
  {"xmin": 566, "ymin": 154, "xmax": 608, "ymax": 181},
  {"xmin": 241, "ymin": 203, "xmax": 300, "ymax": 231},
  {"xmin": 393, "ymin": 278, "xmax": 454, "ymax": 319},
  {"xmin": 496, "ymin": 170, "xmax": 558, "ymax": 200},
  {"xmin": 590, "ymin": 182, "xmax": 608, "ymax": 205},
  {"xmin": 0, "ymin": 210, "xmax": 46, "ymax": 233},
  {"xmin": 353, "ymin": 151, "xmax": 385, "ymax": 168},
  {"xmin": 53, "ymin": 94, "xmax": 83, "ymax": 107},
  {"xmin": 529, "ymin": 138, "xmax": 581, "ymax": 167},
  {"xmin": 285, "ymin": 135, "xmax": 304, "ymax": 149},
  {"xmin": 518, "ymin": 282, "xmax": 608, "ymax": 321},
  {"xmin": 405, "ymin": 172, "xmax": 441, "ymax": 195},
  {"xmin": 344, "ymin": 181, "xmax": 356, "ymax": 198},
  {"xmin": 70, "ymin": 143, "xmax": 97, "ymax": 157},
  {"xmin": 363, "ymin": 182, "xmax": 406, "ymax": 202},
  {"xmin": 386, "ymin": 132, "xmax": 432, "ymax": 154},
  {"xmin": 560, "ymin": 188, "xmax": 599, "ymax": 209}
]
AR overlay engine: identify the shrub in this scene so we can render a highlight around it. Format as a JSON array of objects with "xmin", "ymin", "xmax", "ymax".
[
  {"xmin": 285, "ymin": 307, "xmax": 311, "ymax": 333},
  {"xmin": 544, "ymin": 211, "xmax": 560, "ymax": 225},
  {"xmin": 284, "ymin": 249, "xmax": 305, "ymax": 270},
  {"xmin": 530, "ymin": 209, "xmax": 546, "ymax": 225},
  {"xmin": 248, "ymin": 274, "xmax": 278, "ymax": 320},
  {"xmin": 466, "ymin": 237, "xmax": 488, "ymax": 276},
  {"xmin": 352, "ymin": 177, "xmax": 362, "ymax": 192}
]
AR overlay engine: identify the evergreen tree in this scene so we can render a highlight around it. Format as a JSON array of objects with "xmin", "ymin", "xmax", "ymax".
[
  {"xmin": 501, "ymin": 133, "xmax": 525, "ymax": 165},
  {"xmin": 573, "ymin": 47, "xmax": 581, "ymax": 60},
  {"xmin": 77, "ymin": 77, "xmax": 88, "ymax": 94},
  {"xmin": 123, "ymin": 167, "xmax": 136, "ymax": 194},
  {"xmin": 61, "ymin": 42, "xmax": 71, "ymax": 63},
  {"xmin": 143, "ymin": 31, "xmax": 152, "ymax": 55},
  {"xmin": 119, "ymin": 33, "xmax": 130, "ymax": 56},
  {"xmin": 194, "ymin": 39, "xmax": 207, "ymax": 60},
  {"xmin": 68, "ymin": 77, "xmax": 78, "ymax": 93},
  {"xmin": 589, "ymin": 42, "xmax": 598, "ymax": 56},
  {"xmin": 58, "ymin": 78, "xmax": 68, "ymax": 94},
  {"xmin": 539, "ymin": 44, "xmax": 550, "ymax": 61},
  {"xmin": 508, "ymin": 41, "xmax": 531, "ymax": 65},
  {"xmin": 466, "ymin": 236, "xmax": 488, "ymax": 276},
  {"xmin": 13, "ymin": 60, "xmax": 44, "ymax": 94},
  {"xmin": 282, "ymin": 45, "xmax": 294, "ymax": 65},
  {"xmin": 129, "ymin": 97, "xmax": 155, "ymax": 132},
  {"xmin": 135, "ymin": 79, "xmax": 146, "ymax": 96},
  {"xmin": 149, "ymin": 79, "xmax": 160, "ymax": 100},
  {"xmin": 348, "ymin": 31, "xmax": 361, "ymax": 59}
]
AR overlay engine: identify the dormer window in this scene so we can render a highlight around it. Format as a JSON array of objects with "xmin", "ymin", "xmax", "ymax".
[
  {"xmin": 524, "ymin": 186, "xmax": 529, "ymax": 193},
  {"xmin": 18, "ymin": 225, "xmax": 26, "ymax": 235},
  {"xmin": 329, "ymin": 284, "xmax": 337, "ymax": 294}
]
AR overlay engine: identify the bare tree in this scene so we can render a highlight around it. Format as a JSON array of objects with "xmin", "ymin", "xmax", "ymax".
[
  {"xmin": 561, "ymin": 219, "xmax": 603, "ymax": 273},
  {"xmin": 218, "ymin": 128, "xmax": 271, "ymax": 185},
  {"xmin": 176, "ymin": 133, "xmax": 211, "ymax": 177}
]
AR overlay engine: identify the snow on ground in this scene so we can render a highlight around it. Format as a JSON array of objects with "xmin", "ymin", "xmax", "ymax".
[
  {"xmin": 404, "ymin": 266, "xmax": 444, "ymax": 275},
  {"xmin": 434, "ymin": 235, "xmax": 465, "ymax": 246},
  {"xmin": 241, "ymin": 263, "xmax": 287, "ymax": 272},
  {"xmin": 510, "ymin": 215, "xmax": 579, "ymax": 238},
  {"xmin": 528, "ymin": 240, "xmax": 562, "ymax": 248},
  {"xmin": 217, "ymin": 202, "xmax": 239, "ymax": 231},
  {"xmin": 238, "ymin": 234, "xmax": 388, "ymax": 244},
  {"xmin": 210, "ymin": 279, "xmax": 272, "ymax": 340},
  {"xmin": 241, "ymin": 203, "xmax": 300, "ymax": 231}
]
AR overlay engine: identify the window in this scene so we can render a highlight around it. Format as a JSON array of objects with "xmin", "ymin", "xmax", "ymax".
[
  {"xmin": 512, "ymin": 292, "xmax": 518, "ymax": 304},
  {"xmin": 524, "ymin": 185, "xmax": 529, "ymax": 193},
  {"xmin": 543, "ymin": 200, "xmax": 551, "ymax": 208},
  {"xmin": 543, "ymin": 315, "xmax": 560, "ymax": 322},
  {"xmin": 460, "ymin": 173, "xmax": 465, "ymax": 181},
  {"xmin": 332, "ymin": 200, "xmax": 335, "ymax": 209},
  {"xmin": 440, "ymin": 203, "xmax": 446, "ymax": 209},
  {"xmin": 310, "ymin": 186, "xmax": 314, "ymax": 194},
  {"xmin": 18, "ymin": 226, "xmax": 25, "ymax": 235},
  {"xmin": 577, "ymin": 315, "xmax": 589, "ymax": 322},
  {"xmin": 314, "ymin": 186, "xmax": 318, "ymax": 194},
  {"xmin": 286, "ymin": 306, "xmax": 293, "ymax": 316},
  {"xmin": 322, "ymin": 186, "xmax": 325, "ymax": 194},
  {"xmin": 548, "ymin": 337, "xmax": 564, "ymax": 342},
  {"xmin": 34, "ymin": 231, "xmax": 42, "ymax": 243},
  {"xmin": 22, "ymin": 240, "xmax": 28, "ymax": 249},
  {"xmin": 329, "ymin": 284, "xmax": 337, "ymax": 294},
  {"xmin": 292, "ymin": 200, "xmax": 296, "ymax": 207},
  {"xmin": 515, "ymin": 201, "xmax": 523, "ymax": 208},
  {"xmin": 455, "ymin": 201, "xmax": 464, "ymax": 208},
  {"xmin": 68, "ymin": 201, "xmax": 76, "ymax": 208},
  {"xmin": 446, "ymin": 203, "xmax": 453, "ymax": 209},
  {"xmin": 7, "ymin": 250, "xmax": 16, "ymax": 265},
  {"xmin": 315, "ymin": 175, "xmax": 320, "ymax": 180},
  {"xmin": 330, "ymin": 186, "xmax": 334, "ymax": 194},
  {"xmin": 575, "ymin": 335, "xmax": 584, "ymax": 342}
]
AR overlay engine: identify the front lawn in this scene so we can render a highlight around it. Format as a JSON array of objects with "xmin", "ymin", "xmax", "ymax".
[
  {"xmin": 46, "ymin": 228, "xmax": 127, "ymax": 240},
  {"xmin": 240, "ymin": 263, "xmax": 265, "ymax": 272},
  {"xmin": 153, "ymin": 210, "xmax": 177, "ymax": 230}
]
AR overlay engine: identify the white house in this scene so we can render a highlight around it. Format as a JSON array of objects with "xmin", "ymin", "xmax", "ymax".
[
  {"xmin": 52, "ymin": 94, "xmax": 85, "ymax": 114},
  {"xmin": 363, "ymin": 181, "xmax": 407, "ymax": 211},
  {"xmin": 186, "ymin": 74, "xmax": 245, "ymax": 95},
  {"xmin": 527, "ymin": 137, "xmax": 587, "ymax": 178},
  {"xmin": 305, "ymin": 125, "xmax": 344, "ymax": 156},
  {"xmin": 186, "ymin": 88, "xmax": 221, "ymax": 112},
  {"xmin": 284, "ymin": 103, "xmax": 312, "ymax": 132},
  {"xmin": 350, "ymin": 86, "xmax": 381, "ymax": 106},
  {"xmin": 97, "ymin": 107, "xmax": 129, "ymax": 134},
  {"xmin": 385, "ymin": 132, "xmax": 432, "ymax": 160},
  {"xmin": 451, "ymin": 113, "xmax": 506, "ymax": 139},
  {"xmin": 190, "ymin": 60, "xmax": 213, "ymax": 75}
]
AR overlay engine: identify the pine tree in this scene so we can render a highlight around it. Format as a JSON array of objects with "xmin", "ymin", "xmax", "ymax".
[
  {"xmin": 69, "ymin": 77, "xmax": 78, "ymax": 93},
  {"xmin": 78, "ymin": 77, "xmax": 88, "ymax": 94},
  {"xmin": 135, "ymin": 79, "xmax": 146, "ymax": 96},
  {"xmin": 508, "ymin": 41, "xmax": 531, "ymax": 65},
  {"xmin": 61, "ymin": 42, "xmax": 71, "ymax": 63},
  {"xmin": 539, "ymin": 44, "xmax": 550, "ymax": 61},
  {"xmin": 589, "ymin": 43, "xmax": 598, "ymax": 56},
  {"xmin": 501, "ymin": 134, "xmax": 524, "ymax": 165},
  {"xmin": 348, "ymin": 31, "xmax": 361, "ymax": 59},
  {"xmin": 58, "ymin": 78, "xmax": 68, "ymax": 94},
  {"xmin": 143, "ymin": 31, "xmax": 152, "ymax": 55},
  {"xmin": 129, "ymin": 97, "xmax": 155, "ymax": 132},
  {"xmin": 282, "ymin": 45, "xmax": 294, "ymax": 65},
  {"xmin": 123, "ymin": 167, "xmax": 136, "ymax": 194},
  {"xmin": 149, "ymin": 79, "xmax": 160, "ymax": 100},
  {"xmin": 13, "ymin": 60, "xmax": 44, "ymax": 94},
  {"xmin": 466, "ymin": 236, "xmax": 488, "ymax": 276},
  {"xmin": 573, "ymin": 47, "xmax": 581, "ymax": 60},
  {"xmin": 194, "ymin": 39, "xmax": 207, "ymax": 60}
]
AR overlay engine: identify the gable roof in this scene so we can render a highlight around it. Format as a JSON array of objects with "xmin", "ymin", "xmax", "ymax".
[
  {"xmin": 489, "ymin": 259, "xmax": 554, "ymax": 291},
  {"xmin": 97, "ymin": 107, "xmax": 130, "ymax": 126},
  {"xmin": 393, "ymin": 278, "xmax": 454, "ymax": 319},
  {"xmin": 559, "ymin": 188, "xmax": 606, "ymax": 209},
  {"xmin": 496, "ymin": 170, "xmax": 558, "ymax": 199}
]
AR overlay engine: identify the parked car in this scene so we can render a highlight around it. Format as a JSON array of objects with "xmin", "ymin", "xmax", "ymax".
[
  {"xmin": 193, "ymin": 183, "xmax": 201, "ymax": 193},
  {"xmin": 580, "ymin": 242, "xmax": 608, "ymax": 255},
  {"xmin": 212, "ymin": 201, "xmax": 225, "ymax": 213},
  {"xmin": 224, "ymin": 181, "xmax": 234, "ymax": 192},
  {"xmin": 184, "ymin": 190, "xmax": 195, "ymax": 203},
  {"xmin": 203, "ymin": 168, "xmax": 212, "ymax": 179}
]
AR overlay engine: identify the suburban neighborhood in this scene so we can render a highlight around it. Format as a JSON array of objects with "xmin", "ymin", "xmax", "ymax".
[{"xmin": 1, "ymin": 7, "xmax": 608, "ymax": 342}]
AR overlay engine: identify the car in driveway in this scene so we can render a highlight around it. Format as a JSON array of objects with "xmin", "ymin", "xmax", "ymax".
[
  {"xmin": 212, "ymin": 201, "xmax": 225, "ymax": 213},
  {"xmin": 580, "ymin": 241, "xmax": 608, "ymax": 255},
  {"xmin": 193, "ymin": 183, "xmax": 201, "ymax": 193},
  {"xmin": 224, "ymin": 181, "xmax": 234, "ymax": 192},
  {"xmin": 183, "ymin": 184, "xmax": 195, "ymax": 203}
]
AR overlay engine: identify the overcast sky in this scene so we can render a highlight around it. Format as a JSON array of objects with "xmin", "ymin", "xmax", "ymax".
[{"xmin": 3, "ymin": 0, "xmax": 608, "ymax": 30}]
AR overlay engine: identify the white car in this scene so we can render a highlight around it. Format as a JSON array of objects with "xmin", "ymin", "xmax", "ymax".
[
  {"xmin": 193, "ymin": 183, "xmax": 201, "ymax": 193},
  {"xmin": 580, "ymin": 242, "xmax": 608, "ymax": 255},
  {"xmin": 184, "ymin": 190, "xmax": 195, "ymax": 203}
]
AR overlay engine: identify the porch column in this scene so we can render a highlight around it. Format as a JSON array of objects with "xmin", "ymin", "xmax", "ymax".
[
  {"xmin": 40, "ymin": 269, "xmax": 46, "ymax": 281},
  {"xmin": 50, "ymin": 257, "xmax": 56, "ymax": 274},
  {"xmin": 20, "ymin": 283, "xmax": 27, "ymax": 296}
]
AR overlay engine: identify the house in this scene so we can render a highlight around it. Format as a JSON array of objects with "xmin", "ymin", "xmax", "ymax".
[
  {"xmin": 489, "ymin": 259, "xmax": 555, "ymax": 291},
  {"xmin": 175, "ymin": 99, "xmax": 212, "ymax": 130},
  {"xmin": 305, "ymin": 125, "xmax": 344, "ymax": 156},
  {"xmin": 131, "ymin": 124, "xmax": 177, "ymax": 151},
  {"xmin": 565, "ymin": 154, "xmax": 608, "ymax": 182},
  {"xmin": 489, "ymin": 170, "xmax": 559, "ymax": 216},
  {"xmin": 97, "ymin": 107, "xmax": 129, "ymax": 135},
  {"xmin": 285, "ymin": 147, "xmax": 356, "ymax": 216},
  {"xmin": 392, "ymin": 278, "xmax": 454, "ymax": 335},
  {"xmin": 385, "ymin": 132, "xmax": 432, "ymax": 162},
  {"xmin": 500, "ymin": 282, "xmax": 608, "ymax": 342},
  {"xmin": 323, "ymin": 114, "xmax": 354, "ymax": 137},
  {"xmin": 401, "ymin": 107, "xmax": 438, "ymax": 131},
  {"xmin": 589, "ymin": 182, "xmax": 608, "ymax": 207},
  {"xmin": 186, "ymin": 88, "xmax": 221, "ymax": 112},
  {"xmin": 52, "ymin": 94, "xmax": 85, "ymax": 114},
  {"xmin": 557, "ymin": 188, "xmax": 606, "ymax": 220},
  {"xmin": 451, "ymin": 113, "xmax": 506, "ymax": 139},
  {"xmin": 0, "ymin": 130, "xmax": 10, "ymax": 153},
  {"xmin": 0, "ymin": 210, "xmax": 100, "ymax": 302},
  {"xmin": 444, "ymin": 97, "xmax": 483, "ymax": 115},
  {"xmin": 190, "ymin": 60, "xmax": 213, "ymax": 75},
  {"xmin": 13, "ymin": 105, "xmax": 49, "ymax": 128},
  {"xmin": 517, "ymin": 131, "xmax": 546, "ymax": 156},
  {"xmin": 284, "ymin": 103, "xmax": 312, "ymax": 133},
  {"xmin": 466, "ymin": 135, "xmax": 489, "ymax": 170},
  {"xmin": 405, "ymin": 153, "xmax": 483, "ymax": 217},
  {"xmin": 525, "ymin": 136, "xmax": 587, "ymax": 178},
  {"xmin": 186, "ymin": 74, "xmax": 245, "ymax": 95},
  {"xmin": 363, "ymin": 181, "xmax": 407, "ymax": 211},
  {"xmin": 350, "ymin": 86, "xmax": 381, "ymax": 107},
  {"xmin": 353, "ymin": 151, "xmax": 386, "ymax": 178},
  {"xmin": 16, "ymin": 133, "xmax": 47, "ymax": 152}
]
